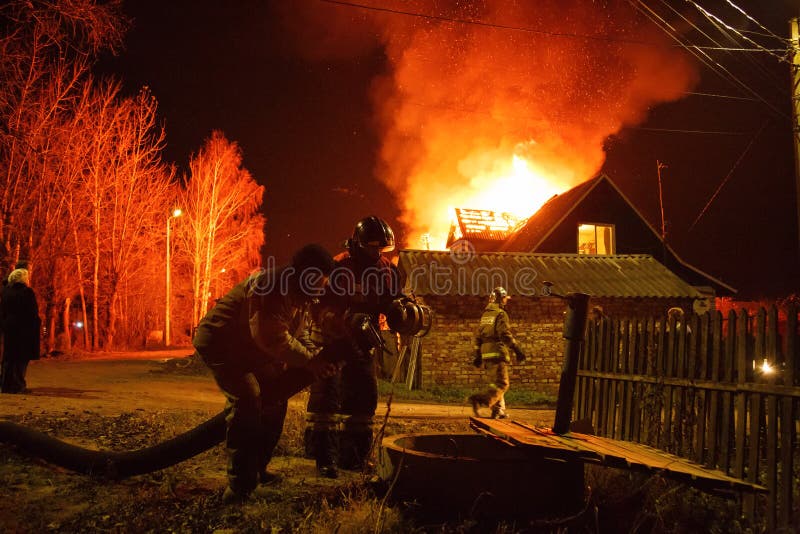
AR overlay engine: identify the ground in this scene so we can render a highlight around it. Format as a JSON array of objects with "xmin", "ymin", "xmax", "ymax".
[{"xmin": 0, "ymin": 350, "xmax": 558, "ymax": 533}]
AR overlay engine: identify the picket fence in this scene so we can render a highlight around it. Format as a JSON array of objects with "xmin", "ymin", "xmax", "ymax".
[{"xmin": 574, "ymin": 305, "xmax": 799, "ymax": 531}]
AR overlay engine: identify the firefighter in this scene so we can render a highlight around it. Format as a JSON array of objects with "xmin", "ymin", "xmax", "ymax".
[
  {"xmin": 469, "ymin": 286, "xmax": 527, "ymax": 419},
  {"xmin": 193, "ymin": 244, "xmax": 337, "ymax": 504},
  {"xmin": 306, "ymin": 216, "xmax": 404, "ymax": 478}
]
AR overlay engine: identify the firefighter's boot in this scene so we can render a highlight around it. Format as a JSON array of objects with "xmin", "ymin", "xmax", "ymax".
[
  {"xmin": 312, "ymin": 428, "xmax": 339, "ymax": 479},
  {"xmin": 339, "ymin": 429, "xmax": 374, "ymax": 471},
  {"xmin": 468, "ymin": 394, "xmax": 483, "ymax": 417}
]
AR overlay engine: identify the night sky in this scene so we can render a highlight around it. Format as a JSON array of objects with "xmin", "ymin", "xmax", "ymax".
[{"xmin": 96, "ymin": 0, "xmax": 800, "ymax": 298}]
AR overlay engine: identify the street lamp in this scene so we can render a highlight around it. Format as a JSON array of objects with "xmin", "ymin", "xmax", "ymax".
[{"xmin": 165, "ymin": 208, "xmax": 182, "ymax": 346}]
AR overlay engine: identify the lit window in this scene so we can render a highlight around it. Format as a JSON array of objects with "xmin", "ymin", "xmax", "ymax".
[{"xmin": 578, "ymin": 223, "xmax": 615, "ymax": 255}]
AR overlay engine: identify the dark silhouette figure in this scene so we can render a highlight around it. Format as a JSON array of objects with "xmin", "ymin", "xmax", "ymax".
[{"xmin": 1, "ymin": 268, "xmax": 41, "ymax": 393}]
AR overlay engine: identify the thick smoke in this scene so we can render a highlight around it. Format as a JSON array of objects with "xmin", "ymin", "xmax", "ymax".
[{"xmin": 279, "ymin": 0, "xmax": 698, "ymax": 246}]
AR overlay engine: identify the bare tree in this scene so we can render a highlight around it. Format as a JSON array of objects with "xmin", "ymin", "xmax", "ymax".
[
  {"xmin": 0, "ymin": 0, "xmax": 127, "ymax": 351},
  {"xmin": 179, "ymin": 131, "xmax": 265, "ymax": 327},
  {"xmin": 72, "ymin": 79, "xmax": 174, "ymax": 349},
  {"xmin": 0, "ymin": 0, "xmax": 126, "ymax": 265}
]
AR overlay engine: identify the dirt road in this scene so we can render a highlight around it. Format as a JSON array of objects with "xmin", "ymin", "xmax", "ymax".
[{"xmin": 0, "ymin": 351, "xmax": 555, "ymax": 426}]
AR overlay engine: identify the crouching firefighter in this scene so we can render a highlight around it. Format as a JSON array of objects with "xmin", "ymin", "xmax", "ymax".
[
  {"xmin": 305, "ymin": 216, "xmax": 407, "ymax": 478},
  {"xmin": 469, "ymin": 286, "xmax": 527, "ymax": 419},
  {"xmin": 193, "ymin": 244, "xmax": 338, "ymax": 504}
]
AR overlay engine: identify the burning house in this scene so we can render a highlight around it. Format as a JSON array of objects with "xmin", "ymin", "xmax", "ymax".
[{"xmin": 397, "ymin": 173, "xmax": 734, "ymax": 394}]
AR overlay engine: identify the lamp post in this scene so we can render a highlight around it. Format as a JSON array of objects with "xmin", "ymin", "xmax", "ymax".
[{"xmin": 165, "ymin": 208, "xmax": 182, "ymax": 346}]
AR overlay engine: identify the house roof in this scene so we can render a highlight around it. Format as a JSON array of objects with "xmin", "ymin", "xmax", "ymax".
[
  {"xmin": 500, "ymin": 179, "xmax": 598, "ymax": 253},
  {"xmin": 398, "ymin": 249, "xmax": 704, "ymax": 299},
  {"xmin": 447, "ymin": 208, "xmax": 522, "ymax": 244},
  {"xmin": 499, "ymin": 173, "xmax": 737, "ymax": 294}
]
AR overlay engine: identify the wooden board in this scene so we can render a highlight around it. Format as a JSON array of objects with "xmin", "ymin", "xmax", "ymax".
[{"xmin": 470, "ymin": 417, "xmax": 767, "ymax": 496}]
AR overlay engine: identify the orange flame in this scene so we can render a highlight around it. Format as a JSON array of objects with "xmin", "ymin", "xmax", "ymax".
[{"xmin": 279, "ymin": 1, "xmax": 699, "ymax": 249}]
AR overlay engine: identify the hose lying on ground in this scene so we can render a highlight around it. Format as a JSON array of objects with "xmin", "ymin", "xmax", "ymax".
[
  {"xmin": 0, "ymin": 365, "xmax": 319, "ymax": 478},
  {"xmin": 0, "ymin": 313, "xmax": 405, "ymax": 478}
]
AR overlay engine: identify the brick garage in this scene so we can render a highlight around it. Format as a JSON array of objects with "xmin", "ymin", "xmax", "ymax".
[{"xmin": 399, "ymin": 250, "xmax": 706, "ymax": 396}]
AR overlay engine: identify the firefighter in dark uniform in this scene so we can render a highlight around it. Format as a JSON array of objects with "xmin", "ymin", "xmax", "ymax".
[
  {"xmin": 193, "ymin": 244, "xmax": 337, "ymax": 503},
  {"xmin": 469, "ymin": 286, "xmax": 527, "ymax": 419},
  {"xmin": 306, "ymin": 216, "xmax": 404, "ymax": 478}
]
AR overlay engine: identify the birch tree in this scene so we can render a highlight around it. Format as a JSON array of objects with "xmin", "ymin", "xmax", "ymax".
[
  {"xmin": 74, "ymin": 79, "xmax": 174, "ymax": 349},
  {"xmin": 180, "ymin": 131, "xmax": 265, "ymax": 326},
  {"xmin": 0, "ymin": 0, "xmax": 126, "ymax": 351},
  {"xmin": 0, "ymin": 0, "xmax": 126, "ymax": 267}
]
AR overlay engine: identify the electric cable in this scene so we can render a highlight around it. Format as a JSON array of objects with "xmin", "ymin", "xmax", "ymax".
[
  {"xmin": 723, "ymin": 0, "xmax": 790, "ymax": 44},
  {"xmin": 658, "ymin": 0, "xmax": 787, "ymax": 93},
  {"xmin": 318, "ymin": 0, "xmax": 788, "ymax": 53},
  {"xmin": 687, "ymin": 0, "xmax": 790, "ymax": 63},
  {"xmin": 629, "ymin": 0, "xmax": 787, "ymax": 119},
  {"xmin": 688, "ymin": 119, "xmax": 769, "ymax": 231}
]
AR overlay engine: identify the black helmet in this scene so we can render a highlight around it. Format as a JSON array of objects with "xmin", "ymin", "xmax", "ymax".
[
  {"xmin": 348, "ymin": 216, "xmax": 395, "ymax": 262},
  {"xmin": 491, "ymin": 286, "xmax": 508, "ymax": 303}
]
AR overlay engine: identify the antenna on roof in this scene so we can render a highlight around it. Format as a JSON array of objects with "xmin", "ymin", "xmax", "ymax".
[{"xmin": 656, "ymin": 160, "xmax": 668, "ymax": 263}]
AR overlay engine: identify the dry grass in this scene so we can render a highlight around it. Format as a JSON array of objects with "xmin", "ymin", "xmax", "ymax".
[{"xmin": 0, "ymin": 400, "xmax": 759, "ymax": 533}]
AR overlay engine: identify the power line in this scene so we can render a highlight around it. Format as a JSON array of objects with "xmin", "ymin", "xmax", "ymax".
[
  {"xmin": 688, "ymin": 119, "xmax": 769, "ymax": 231},
  {"xmin": 631, "ymin": 126, "xmax": 751, "ymax": 135},
  {"xmin": 629, "ymin": 0, "xmax": 788, "ymax": 119},
  {"xmin": 318, "ymin": 0, "xmax": 786, "ymax": 53},
  {"xmin": 319, "ymin": 0, "xmax": 654, "ymax": 44},
  {"xmin": 658, "ymin": 0, "xmax": 788, "ymax": 97},
  {"xmin": 685, "ymin": 91, "xmax": 759, "ymax": 101},
  {"xmin": 687, "ymin": 0, "xmax": 790, "ymax": 63},
  {"xmin": 723, "ymin": 0, "xmax": 789, "ymax": 44}
]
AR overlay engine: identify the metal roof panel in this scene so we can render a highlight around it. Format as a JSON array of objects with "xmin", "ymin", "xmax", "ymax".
[{"xmin": 399, "ymin": 250, "xmax": 702, "ymax": 299}]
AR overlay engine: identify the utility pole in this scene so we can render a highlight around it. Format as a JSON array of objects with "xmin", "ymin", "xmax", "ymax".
[
  {"xmin": 791, "ymin": 17, "xmax": 800, "ymax": 261},
  {"xmin": 657, "ymin": 160, "xmax": 668, "ymax": 262}
]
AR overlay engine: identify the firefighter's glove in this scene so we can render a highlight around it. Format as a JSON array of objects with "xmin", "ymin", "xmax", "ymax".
[
  {"xmin": 513, "ymin": 346, "xmax": 527, "ymax": 363},
  {"xmin": 472, "ymin": 349, "xmax": 482, "ymax": 368}
]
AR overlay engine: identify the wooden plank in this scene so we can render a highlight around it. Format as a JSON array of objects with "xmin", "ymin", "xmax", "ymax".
[
  {"xmin": 779, "ymin": 396, "xmax": 794, "ymax": 529},
  {"xmin": 734, "ymin": 309, "xmax": 748, "ymax": 480},
  {"xmin": 675, "ymin": 315, "xmax": 687, "ymax": 456},
  {"xmin": 765, "ymin": 306, "xmax": 778, "ymax": 532},
  {"xmin": 720, "ymin": 310, "xmax": 737, "ymax": 474},
  {"xmin": 471, "ymin": 418, "xmax": 768, "ymax": 495},
  {"xmin": 695, "ymin": 313, "xmax": 710, "ymax": 465},
  {"xmin": 592, "ymin": 318, "xmax": 606, "ymax": 434},
  {"xmin": 682, "ymin": 314, "xmax": 698, "ymax": 460},
  {"xmin": 745, "ymin": 389, "xmax": 762, "ymax": 518},
  {"xmin": 600, "ymin": 317, "xmax": 614, "ymax": 437},
  {"xmin": 663, "ymin": 317, "xmax": 675, "ymax": 452},
  {"xmin": 654, "ymin": 317, "xmax": 666, "ymax": 449},
  {"xmin": 632, "ymin": 318, "xmax": 646, "ymax": 443},
  {"xmin": 779, "ymin": 305, "xmax": 796, "ymax": 528},
  {"xmin": 577, "ymin": 322, "xmax": 594, "ymax": 421},
  {"xmin": 584, "ymin": 322, "xmax": 598, "ymax": 425},
  {"xmin": 575, "ymin": 369, "xmax": 800, "ymax": 396},
  {"xmin": 575, "ymin": 370, "xmax": 800, "ymax": 398},
  {"xmin": 623, "ymin": 319, "xmax": 636, "ymax": 441},
  {"xmin": 606, "ymin": 318, "xmax": 620, "ymax": 439},
  {"xmin": 707, "ymin": 311, "xmax": 722, "ymax": 469},
  {"xmin": 787, "ymin": 304, "xmax": 797, "ymax": 387}
]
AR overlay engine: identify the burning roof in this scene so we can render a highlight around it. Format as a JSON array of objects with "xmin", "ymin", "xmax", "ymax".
[{"xmin": 445, "ymin": 208, "xmax": 528, "ymax": 249}]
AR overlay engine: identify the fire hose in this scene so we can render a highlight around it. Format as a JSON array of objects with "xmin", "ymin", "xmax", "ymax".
[{"xmin": 0, "ymin": 301, "xmax": 432, "ymax": 479}]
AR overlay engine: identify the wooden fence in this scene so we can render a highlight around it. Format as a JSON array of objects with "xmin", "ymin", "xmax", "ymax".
[{"xmin": 574, "ymin": 305, "xmax": 799, "ymax": 532}]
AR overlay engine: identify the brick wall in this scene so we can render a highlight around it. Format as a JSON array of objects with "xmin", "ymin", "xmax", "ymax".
[{"xmin": 416, "ymin": 295, "xmax": 695, "ymax": 396}]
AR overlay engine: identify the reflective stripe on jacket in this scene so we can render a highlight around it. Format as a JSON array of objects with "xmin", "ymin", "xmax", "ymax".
[{"xmin": 475, "ymin": 303, "xmax": 512, "ymax": 363}]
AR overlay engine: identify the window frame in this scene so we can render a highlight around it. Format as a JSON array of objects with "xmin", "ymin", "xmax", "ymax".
[{"xmin": 577, "ymin": 222, "xmax": 616, "ymax": 255}]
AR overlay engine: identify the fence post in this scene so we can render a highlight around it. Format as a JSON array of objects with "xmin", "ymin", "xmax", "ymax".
[{"xmin": 552, "ymin": 293, "xmax": 590, "ymax": 435}]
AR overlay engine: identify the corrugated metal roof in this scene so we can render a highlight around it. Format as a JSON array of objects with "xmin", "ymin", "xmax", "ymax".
[{"xmin": 398, "ymin": 250, "xmax": 703, "ymax": 299}]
